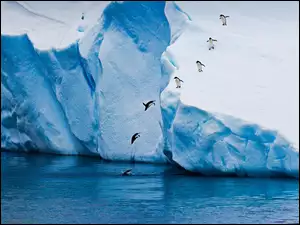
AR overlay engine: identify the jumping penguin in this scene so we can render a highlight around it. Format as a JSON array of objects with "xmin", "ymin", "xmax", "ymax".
[
  {"xmin": 121, "ymin": 168, "xmax": 132, "ymax": 176},
  {"xmin": 207, "ymin": 37, "xmax": 217, "ymax": 50},
  {"xmin": 143, "ymin": 100, "xmax": 155, "ymax": 111},
  {"xmin": 131, "ymin": 133, "xmax": 140, "ymax": 144},
  {"xmin": 219, "ymin": 14, "xmax": 230, "ymax": 26},
  {"xmin": 174, "ymin": 77, "xmax": 184, "ymax": 88},
  {"xmin": 196, "ymin": 61, "xmax": 205, "ymax": 72}
]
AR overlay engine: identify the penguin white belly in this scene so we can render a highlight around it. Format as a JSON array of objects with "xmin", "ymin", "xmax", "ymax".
[
  {"xmin": 197, "ymin": 63, "xmax": 202, "ymax": 72},
  {"xmin": 175, "ymin": 79, "xmax": 181, "ymax": 87},
  {"xmin": 221, "ymin": 17, "xmax": 226, "ymax": 24}
]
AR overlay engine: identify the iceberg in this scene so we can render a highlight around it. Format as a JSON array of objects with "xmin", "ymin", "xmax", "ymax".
[{"xmin": 1, "ymin": 1, "xmax": 298, "ymax": 178}]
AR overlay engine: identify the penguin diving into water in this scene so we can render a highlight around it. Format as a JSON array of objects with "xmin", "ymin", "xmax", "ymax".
[
  {"xmin": 174, "ymin": 77, "xmax": 184, "ymax": 88},
  {"xmin": 207, "ymin": 37, "xmax": 218, "ymax": 50},
  {"xmin": 196, "ymin": 61, "xmax": 205, "ymax": 72},
  {"xmin": 143, "ymin": 100, "xmax": 155, "ymax": 111},
  {"xmin": 121, "ymin": 168, "xmax": 132, "ymax": 176},
  {"xmin": 131, "ymin": 133, "xmax": 140, "ymax": 144},
  {"xmin": 219, "ymin": 14, "xmax": 230, "ymax": 26}
]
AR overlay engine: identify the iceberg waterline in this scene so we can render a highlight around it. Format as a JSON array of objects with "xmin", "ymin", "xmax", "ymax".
[{"xmin": 1, "ymin": 1, "xmax": 298, "ymax": 178}]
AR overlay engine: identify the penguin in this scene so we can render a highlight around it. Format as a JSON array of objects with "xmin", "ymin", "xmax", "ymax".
[
  {"xmin": 196, "ymin": 61, "xmax": 205, "ymax": 72},
  {"xmin": 81, "ymin": 13, "xmax": 85, "ymax": 20},
  {"xmin": 219, "ymin": 14, "xmax": 230, "ymax": 26},
  {"xmin": 174, "ymin": 76, "xmax": 184, "ymax": 88},
  {"xmin": 207, "ymin": 37, "xmax": 217, "ymax": 50},
  {"xmin": 121, "ymin": 168, "xmax": 132, "ymax": 176},
  {"xmin": 143, "ymin": 100, "xmax": 155, "ymax": 111},
  {"xmin": 131, "ymin": 133, "xmax": 140, "ymax": 144}
]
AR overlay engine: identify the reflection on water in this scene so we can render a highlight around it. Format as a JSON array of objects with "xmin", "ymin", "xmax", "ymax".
[{"xmin": 1, "ymin": 152, "xmax": 299, "ymax": 224}]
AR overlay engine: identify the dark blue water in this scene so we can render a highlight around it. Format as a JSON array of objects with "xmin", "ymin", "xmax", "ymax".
[{"xmin": 1, "ymin": 152, "xmax": 299, "ymax": 224}]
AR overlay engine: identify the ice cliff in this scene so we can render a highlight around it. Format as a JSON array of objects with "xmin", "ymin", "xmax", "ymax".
[{"xmin": 1, "ymin": 1, "xmax": 298, "ymax": 178}]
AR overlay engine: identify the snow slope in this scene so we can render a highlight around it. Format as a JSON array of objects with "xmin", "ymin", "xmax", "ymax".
[
  {"xmin": 168, "ymin": 1, "xmax": 299, "ymax": 149},
  {"xmin": 1, "ymin": 1, "xmax": 109, "ymax": 49},
  {"xmin": 1, "ymin": 1, "xmax": 299, "ymax": 178},
  {"xmin": 160, "ymin": 1, "xmax": 299, "ymax": 177}
]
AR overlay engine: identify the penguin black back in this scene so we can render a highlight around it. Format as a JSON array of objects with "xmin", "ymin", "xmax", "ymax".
[
  {"xmin": 143, "ymin": 100, "xmax": 155, "ymax": 111},
  {"xmin": 131, "ymin": 133, "xmax": 140, "ymax": 144},
  {"xmin": 122, "ymin": 168, "xmax": 132, "ymax": 176},
  {"xmin": 174, "ymin": 77, "xmax": 183, "ymax": 82}
]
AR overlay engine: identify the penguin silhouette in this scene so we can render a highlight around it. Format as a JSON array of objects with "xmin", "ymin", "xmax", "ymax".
[
  {"xmin": 220, "ymin": 14, "xmax": 230, "ymax": 26},
  {"xmin": 207, "ymin": 37, "xmax": 217, "ymax": 50},
  {"xmin": 121, "ymin": 168, "xmax": 132, "ymax": 176},
  {"xmin": 143, "ymin": 100, "xmax": 155, "ymax": 111},
  {"xmin": 174, "ymin": 77, "xmax": 184, "ymax": 88},
  {"xmin": 131, "ymin": 133, "xmax": 140, "ymax": 144},
  {"xmin": 196, "ymin": 61, "xmax": 206, "ymax": 72}
]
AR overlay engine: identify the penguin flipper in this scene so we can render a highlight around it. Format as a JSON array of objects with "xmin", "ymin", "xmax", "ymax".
[{"xmin": 143, "ymin": 103, "xmax": 147, "ymax": 111}]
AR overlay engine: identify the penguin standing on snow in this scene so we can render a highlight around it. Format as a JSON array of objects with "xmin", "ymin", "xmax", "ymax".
[
  {"xmin": 174, "ymin": 77, "xmax": 184, "ymax": 88},
  {"xmin": 81, "ymin": 13, "xmax": 85, "ymax": 20},
  {"xmin": 207, "ymin": 37, "xmax": 218, "ymax": 50},
  {"xmin": 219, "ymin": 14, "xmax": 230, "ymax": 26},
  {"xmin": 196, "ymin": 61, "xmax": 205, "ymax": 72}
]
